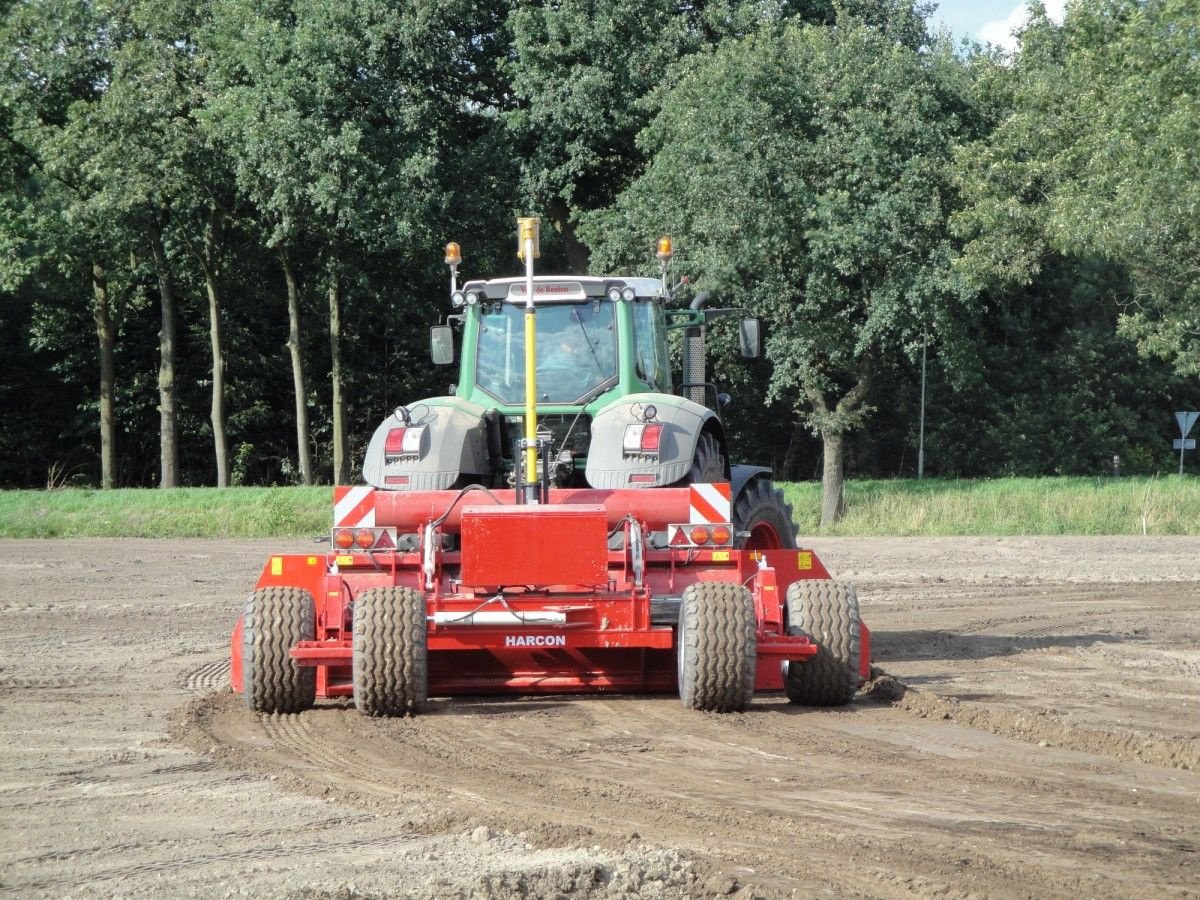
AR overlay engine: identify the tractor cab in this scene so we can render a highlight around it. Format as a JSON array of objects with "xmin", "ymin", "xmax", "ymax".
[{"xmin": 362, "ymin": 234, "xmax": 760, "ymax": 495}]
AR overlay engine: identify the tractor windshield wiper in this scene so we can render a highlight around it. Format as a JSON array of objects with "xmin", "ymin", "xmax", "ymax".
[{"xmin": 572, "ymin": 307, "xmax": 606, "ymax": 376}]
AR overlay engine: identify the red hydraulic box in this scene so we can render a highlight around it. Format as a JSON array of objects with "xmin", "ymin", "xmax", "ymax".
[{"xmin": 459, "ymin": 504, "xmax": 609, "ymax": 588}]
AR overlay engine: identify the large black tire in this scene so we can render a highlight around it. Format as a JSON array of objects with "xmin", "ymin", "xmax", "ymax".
[
  {"xmin": 783, "ymin": 580, "xmax": 861, "ymax": 706},
  {"xmin": 242, "ymin": 586, "xmax": 316, "ymax": 714},
  {"xmin": 734, "ymin": 477, "xmax": 798, "ymax": 550},
  {"xmin": 677, "ymin": 581, "xmax": 757, "ymax": 712},
  {"xmin": 685, "ymin": 431, "xmax": 726, "ymax": 483},
  {"xmin": 352, "ymin": 586, "xmax": 428, "ymax": 717}
]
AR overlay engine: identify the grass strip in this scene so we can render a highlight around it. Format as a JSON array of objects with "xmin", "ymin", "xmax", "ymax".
[
  {"xmin": 0, "ymin": 476, "xmax": 1196, "ymax": 539},
  {"xmin": 782, "ymin": 475, "xmax": 1200, "ymax": 536},
  {"xmin": 0, "ymin": 486, "xmax": 330, "ymax": 538}
]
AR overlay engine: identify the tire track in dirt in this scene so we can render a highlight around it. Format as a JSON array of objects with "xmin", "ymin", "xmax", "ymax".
[
  {"xmin": 12, "ymin": 832, "xmax": 421, "ymax": 892},
  {"xmin": 10, "ymin": 813, "xmax": 376, "ymax": 866},
  {"xmin": 181, "ymin": 687, "xmax": 1200, "ymax": 899},
  {"xmin": 181, "ymin": 658, "xmax": 230, "ymax": 694}
]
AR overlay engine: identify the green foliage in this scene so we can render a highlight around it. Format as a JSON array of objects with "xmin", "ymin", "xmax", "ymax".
[
  {"xmin": 585, "ymin": 6, "xmax": 978, "ymax": 441},
  {"xmin": 0, "ymin": 0, "xmax": 1195, "ymax": 495},
  {"xmin": 955, "ymin": 0, "xmax": 1200, "ymax": 376}
]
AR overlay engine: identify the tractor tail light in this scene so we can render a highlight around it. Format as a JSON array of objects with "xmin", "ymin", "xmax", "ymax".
[
  {"xmin": 710, "ymin": 525, "xmax": 732, "ymax": 545},
  {"xmin": 622, "ymin": 423, "xmax": 663, "ymax": 455},
  {"xmin": 334, "ymin": 529, "xmax": 355, "ymax": 549},
  {"xmin": 355, "ymin": 529, "xmax": 376, "ymax": 549},
  {"xmin": 384, "ymin": 426, "xmax": 424, "ymax": 456},
  {"xmin": 689, "ymin": 525, "xmax": 711, "ymax": 545}
]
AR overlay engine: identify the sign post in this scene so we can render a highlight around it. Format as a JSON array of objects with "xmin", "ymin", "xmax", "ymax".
[{"xmin": 1175, "ymin": 411, "xmax": 1199, "ymax": 475}]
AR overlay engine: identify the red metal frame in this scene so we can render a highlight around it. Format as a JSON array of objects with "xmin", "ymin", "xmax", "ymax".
[{"xmin": 230, "ymin": 488, "xmax": 871, "ymax": 701}]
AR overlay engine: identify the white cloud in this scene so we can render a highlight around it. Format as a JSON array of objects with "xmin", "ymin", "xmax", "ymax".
[{"xmin": 978, "ymin": 1, "xmax": 1067, "ymax": 53}]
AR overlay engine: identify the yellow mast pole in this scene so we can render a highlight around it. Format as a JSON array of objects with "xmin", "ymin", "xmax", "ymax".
[{"xmin": 517, "ymin": 217, "xmax": 541, "ymax": 503}]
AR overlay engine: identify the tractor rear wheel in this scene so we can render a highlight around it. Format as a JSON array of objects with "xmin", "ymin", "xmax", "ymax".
[
  {"xmin": 242, "ymin": 586, "xmax": 316, "ymax": 714},
  {"xmin": 734, "ymin": 477, "xmax": 797, "ymax": 550},
  {"xmin": 783, "ymin": 580, "xmax": 861, "ymax": 706},
  {"xmin": 685, "ymin": 431, "xmax": 726, "ymax": 483},
  {"xmin": 352, "ymin": 587, "xmax": 428, "ymax": 717},
  {"xmin": 677, "ymin": 581, "xmax": 757, "ymax": 712}
]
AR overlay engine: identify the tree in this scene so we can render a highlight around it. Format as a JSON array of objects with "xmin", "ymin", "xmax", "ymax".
[
  {"xmin": 586, "ymin": 3, "xmax": 977, "ymax": 524},
  {"xmin": 0, "ymin": 0, "xmax": 129, "ymax": 487},
  {"xmin": 955, "ymin": 0, "xmax": 1200, "ymax": 378},
  {"xmin": 203, "ymin": 0, "xmax": 493, "ymax": 484},
  {"xmin": 506, "ymin": 0, "xmax": 840, "ymax": 272}
]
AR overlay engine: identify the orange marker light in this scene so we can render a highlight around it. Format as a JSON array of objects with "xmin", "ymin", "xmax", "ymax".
[
  {"xmin": 444, "ymin": 242, "xmax": 462, "ymax": 266},
  {"xmin": 656, "ymin": 237, "xmax": 673, "ymax": 262}
]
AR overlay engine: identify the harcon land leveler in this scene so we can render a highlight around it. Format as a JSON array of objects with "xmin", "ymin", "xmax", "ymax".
[{"xmin": 231, "ymin": 220, "xmax": 869, "ymax": 715}]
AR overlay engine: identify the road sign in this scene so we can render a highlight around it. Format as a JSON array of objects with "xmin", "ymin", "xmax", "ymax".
[{"xmin": 1174, "ymin": 412, "xmax": 1199, "ymax": 474}]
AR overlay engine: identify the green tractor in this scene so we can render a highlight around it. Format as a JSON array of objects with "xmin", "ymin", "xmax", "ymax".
[{"xmin": 361, "ymin": 235, "xmax": 796, "ymax": 550}]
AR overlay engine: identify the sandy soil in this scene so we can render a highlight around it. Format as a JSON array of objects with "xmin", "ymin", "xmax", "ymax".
[{"xmin": 1, "ymin": 536, "xmax": 1197, "ymax": 899}]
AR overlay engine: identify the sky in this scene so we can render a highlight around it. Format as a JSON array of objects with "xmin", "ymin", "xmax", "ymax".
[{"xmin": 930, "ymin": 0, "xmax": 1068, "ymax": 51}]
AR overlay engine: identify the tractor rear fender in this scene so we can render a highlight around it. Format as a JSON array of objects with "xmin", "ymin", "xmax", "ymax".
[
  {"xmin": 585, "ymin": 393, "xmax": 723, "ymax": 489},
  {"xmin": 362, "ymin": 396, "xmax": 491, "ymax": 490},
  {"xmin": 730, "ymin": 464, "xmax": 772, "ymax": 501}
]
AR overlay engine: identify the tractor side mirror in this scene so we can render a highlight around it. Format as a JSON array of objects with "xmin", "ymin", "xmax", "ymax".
[
  {"xmin": 430, "ymin": 325, "xmax": 455, "ymax": 365},
  {"xmin": 738, "ymin": 318, "xmax": 761, "ymax": 359}
]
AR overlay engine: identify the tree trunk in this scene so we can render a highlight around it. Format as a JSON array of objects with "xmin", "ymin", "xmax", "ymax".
[
  {"xmin": 280, "ymin": 247, "xmax": 313, "ymax": 485},
  {"xmin": 329, "ymin": 270, "xmax": 349, "ymax": 485},
  {"xmin": 91, "ymin": 261, "xmax": 116, "ymax": 489},
  {"xmin": 546, "ymin": 197, "xmax": 590, "ymax": 274},
  {"xmin": 148, "ymin": 220, "xmax": 179, "ymax": 488},
  {"xmin": 780, "ymin": 418, "xmax": 808, "ymax": 481},
  {"xmin": 805, "ymin": 362, "xmax": 872, "ymax": 527},
  {"xmin": 819, "ymin": 429, "xmax": 846, "ymax": 527},
  {"xmin": 202, "ymin": 211, "xmax": 229, "ymax": 487}
]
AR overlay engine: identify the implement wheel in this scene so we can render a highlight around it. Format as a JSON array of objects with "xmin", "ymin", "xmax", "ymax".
[
  {"xmin": 677, "ymin": 581, "xmax": 757, "ymax": 712},
  {"xmin": 242, "ymin": 587, "xmax": 316, "ymax": 714},
  {"xmin": 784, "ymin": 580, "xmax": 861, "ymax": 706},
  {"xmin": 734, "ymin": 477, "xmax": 797, "ymax": 550},
  {"xmin": 353, "ymin": 587, "xmax": 428, "ymax": 717}
]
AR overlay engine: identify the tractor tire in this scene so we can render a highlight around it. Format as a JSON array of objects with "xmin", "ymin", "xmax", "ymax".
[
  {"xmin": 734, "ymin": 477, "xmax": 798, "ymax": 550},
  {"xmin": 685, "ymin": 431, "xmax": 726, "ymax": 483},
  {"xmin": 677, "ymin": 581, "xmax": 757, "ymax": 713},
  {"xmin": 783, "ymin": 580, "xmax": 861, "ymax": 706},
  {"xmin": 242, "ymin": 586, "xmax": 317, "ymax": 714},
  {"xmin": 352, "ymin": 586, "xmax": 428, "ymax": 717}
]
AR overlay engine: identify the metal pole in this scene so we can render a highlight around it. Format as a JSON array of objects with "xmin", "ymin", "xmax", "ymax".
[
  {"xmin": 519, "ymin": 218, "xmax": 540, "ymax": 504},
  {"xmin": 917, "ymin": 334, "xmax": 927, "ymax": 479}
]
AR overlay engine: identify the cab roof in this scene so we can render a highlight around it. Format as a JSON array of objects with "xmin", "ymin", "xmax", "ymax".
[{"xmin": 460, "ymin": 275, "xmax": 664, "ymax": 302}]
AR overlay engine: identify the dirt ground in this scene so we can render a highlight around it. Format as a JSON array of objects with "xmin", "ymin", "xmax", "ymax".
[{"xmin": 1, "ymin": 536, "xmax": 1197, "ymax": 899}]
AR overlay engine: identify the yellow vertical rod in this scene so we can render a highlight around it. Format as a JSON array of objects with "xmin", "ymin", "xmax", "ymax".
[{"xmin": 520, "ymin": 220, "xmax": 539, "ymax": 502}]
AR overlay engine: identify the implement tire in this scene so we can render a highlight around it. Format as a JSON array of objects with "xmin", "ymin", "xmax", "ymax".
[
  {"xmin": 734, "ymin": 477, "xmax": 797, "ymax": 550},
  {"xmin": 677, "ymin": 581, "xmax": 757, "ymax": 713},
  {"xmin": 784, "ymin": 580, "xmax": 861, "ymax": 707},
  {"xmin": 353, "ymin": 587, "xmax": 428, "ymax": 717},
  {"xmin": 242, "ymin": 587, "xmax": 316, "ymax": 714}
]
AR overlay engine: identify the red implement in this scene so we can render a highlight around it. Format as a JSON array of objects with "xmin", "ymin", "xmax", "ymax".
[{"xmin": 232, "ymin": 486, "xmax": 870, "ymax": 714}]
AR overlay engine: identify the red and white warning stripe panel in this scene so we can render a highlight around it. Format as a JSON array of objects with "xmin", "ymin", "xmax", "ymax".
[
  {"xmin": 688, "ymin": 482, "xmax": 731, "ymax": 525},
  {"xmin": 333, "ymin": 485, "xmax": 376, "ymax": 528}
]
